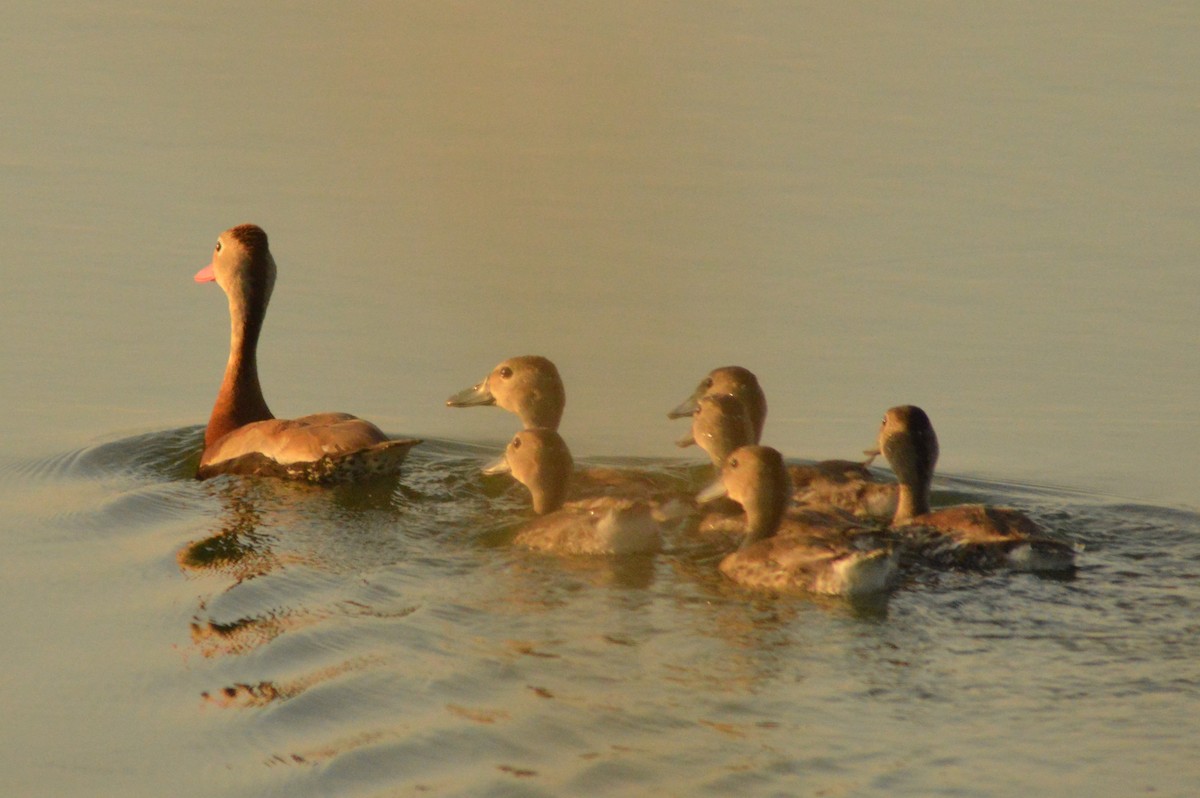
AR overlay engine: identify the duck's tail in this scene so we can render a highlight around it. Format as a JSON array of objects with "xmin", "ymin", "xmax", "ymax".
[
  {"xmin": 816, "ymin": 548, "xmax": 899, "ymax": 597},
  {"xmin": 1004, "ymin": 537, "xmax": 1079, "ymax": 573}
]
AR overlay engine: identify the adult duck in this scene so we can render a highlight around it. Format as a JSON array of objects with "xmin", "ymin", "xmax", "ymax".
[
  {"xmin": 194, "ymin": 224, "xmax": 419, "ymax": 482},
  {"xmin": 869, "ymin": 405, "xmax": 1076, "ymax": 572},
  {"xmin": 446, "ymin": 355, "xmax": 565, "ymax": 430},
  {"xmin": 699, "ymin": 445, "xmax": 897, "ymax": 597},
  {"xmin": 484, "ymin": 428, "xmax": 685, "ymax": 555}
]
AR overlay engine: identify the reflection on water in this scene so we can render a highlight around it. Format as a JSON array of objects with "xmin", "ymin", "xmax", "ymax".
[
  {"xmin": 4, "ymin": 423, "xmax": 1199, "ymax": 795},
  {"xmin": 4, "ymin": 423, "xmax": 1172, "ymax": 795}
]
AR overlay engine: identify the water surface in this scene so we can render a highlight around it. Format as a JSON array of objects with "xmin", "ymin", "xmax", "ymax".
[{"xmin": 2, "ymin": 3, "xmax": 1197, "ymax": 796}]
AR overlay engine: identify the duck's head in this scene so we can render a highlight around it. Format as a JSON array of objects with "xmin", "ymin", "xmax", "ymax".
[
  {"xmin": 194, "ymin": 224, "xmax": 276, "ymax": 318},
  {"xmin": 866, "ymin": 405, "xmax": 939, "ymax": 488},
  {"xmin": 698, "ymin": 444, "xmax": 790, "ymax": 543},
  {"xmin": 447, "ymin": 355, "xmax": 565, "ymax": 431},
  {"xmin": 483, "ymin": 427, "xmax": 574, "ymax": 514},
  {"xmin": 678, "ymin": 393, "xmax": 756, "ymax": 468},
  {"xmin": 668, "ymin": 366, "xmax": 766, "ymax": 443}
]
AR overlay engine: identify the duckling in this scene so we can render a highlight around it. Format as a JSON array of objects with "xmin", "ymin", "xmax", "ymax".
[
  {"xmin": 446, "ymin": 355, "xmax": 565, "ymax": 430},
  {"xmin": 669, "ymin": 367, "xmax": 896, "ymax": 519},
  {"xmin": 674, "ymin": 393, "xmax": 757, "ymax": 535},
  {"xmin": 676, "ymin": 393, "xmax": 756, "ymax": 468},
  {"xmin": 451, "ymin": 355, "xmax": 679, "ymax": 501},
  {"xmin": 699, "ymin": 445, "xmax": 897, "ymax": 597},
  {"xmin": 484, "ymin": 429, "xmax": 682, "ymax": 555},
  {"xmin": 869, "ymin": 405, "xmax": 1076, "ymax": 572},
  {"xmin": 668, "ymin": 366, "xmax": 767, "ymax": 443}
]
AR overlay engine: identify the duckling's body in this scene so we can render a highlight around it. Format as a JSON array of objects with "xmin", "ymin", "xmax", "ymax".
[
  {"xmin": 872, "ymin": 405, "xmax": 1076, "ymax": 572},
  {"xmin": 194, "ymin": 225, "xmax": 418, "ymax": 482},
  {"xmin": 512, "ymin": 496, "xmax": 668, "ymax": 555},
  {"xmin": 701, "ymin": 445, "xmax": 897, "ymax": 597},
  {"xmin": 718, "ymin": 527, "xmax": 897, "ymax": 596},
  {"xmin": 789, "ymin": 459, "xmax": 898, "ymax": 520},
  {"xmin": 486, "ymin": 428, "xmax": 681, "ymax": 555}
]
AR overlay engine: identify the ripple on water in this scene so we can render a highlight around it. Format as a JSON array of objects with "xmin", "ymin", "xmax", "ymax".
[{"xmin": 8, "ymin": 424, "xmax": 1200, "ymax": 797}]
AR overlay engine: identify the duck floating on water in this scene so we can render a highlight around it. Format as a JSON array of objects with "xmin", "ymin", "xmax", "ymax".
[
  {"xmin": 193, "ymin": 224, "xmax": 419, "ymax": 482},
  {"xmin": 699, "ymin": 445, "xmax": 897, "ymax": 597},
  {"xmin": 484, "ymin": 428, "xmax": 685, "ymax": 555},
  {"xmin": 869, "ymin": 405, "xmax": 1077, "ymax": 572},
  {"xmin": 452, "ymin": 355, "xmax": 680, "ymax": 501},
  {"xmin": 670, "ymin": 366, "xmax": 896, "ymax": 519}
]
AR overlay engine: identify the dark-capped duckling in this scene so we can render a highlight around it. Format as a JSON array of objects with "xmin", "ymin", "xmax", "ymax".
[{"xmin": 869, "ymin": 405, "xmax": 1076, "ymax": 572}]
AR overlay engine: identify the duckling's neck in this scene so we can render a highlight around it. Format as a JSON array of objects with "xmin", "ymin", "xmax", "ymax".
[
  {"xmin": 747, "ymin": 397, "xmax": 766, "ymax": 444},
  {"xmin": 893, "ymin": 477, "xmax": 931, "ymax": 524},
  {"xmin": 526, "ymin": 464, "xmax": 569, "ymax": 515},
  {"xmin": 522, "ymin": 404, "xmax": 562, "ymax": 431},
  {"xmin": 742, "ymin": 493, "xmax": 785, "ymax": 545},
  {"xmin": 205, "ymin": 292, "xmax": 273, "ymax": 449},
  {"xmin": 529, "ymin": 481, "xmax": 567, "ymax": 515}
]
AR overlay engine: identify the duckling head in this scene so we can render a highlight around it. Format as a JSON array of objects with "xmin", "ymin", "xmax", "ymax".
[
  {"xmin": 699, "ymin": 444, "xmax": 790, "ymax": 545},
  {"xmin": 677, "ymin": 393, "xmax": 756, "ymax": 468},
  {"xmin": 668, "ymin": 366, "xmax": 766, "ymax": 443},
  {"xmin": 447, "ymin": 355, "xmax": 565, "ymax": 430},
  {"xmin": 871, "ymin": 405, "xmax": 940, "ymax": 491},
  {"xmin": 484, "ymin": 427, "xmax": 574, "ymax": 514}
]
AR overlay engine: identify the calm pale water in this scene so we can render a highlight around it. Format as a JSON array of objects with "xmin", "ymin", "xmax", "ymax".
[{"xmin": 2, "ymin": 3, "xmax": 1198, "ymax": 796}]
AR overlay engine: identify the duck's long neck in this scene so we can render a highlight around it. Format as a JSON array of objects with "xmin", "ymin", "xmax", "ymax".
[{"xmin": 205, "ymin": 290, "xmax": 273, "ymax": 449}]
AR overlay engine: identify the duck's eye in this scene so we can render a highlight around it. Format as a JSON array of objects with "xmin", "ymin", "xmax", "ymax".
[
  {"xmin": 510, "ymin": 437, "xmax": 521, "ymax": 450},
  {"xmin": 215, "ymin": 240, "xmax": 222, "ymax": 253},
  {"xmin": 703, "ymin": 377, "xmax": 713, "ymax": 389},
  {"xmin": 499, "ymin": 367, "xmax": 513, "ymax": 379},
  {"xmin": 728, "ymin": 457, "xmax": 739, "ymax": 469}
]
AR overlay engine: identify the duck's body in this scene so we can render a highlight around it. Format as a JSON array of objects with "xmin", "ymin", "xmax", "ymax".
[
  {"xmin": 485, "ymin": 428, "xmax": 680, "ymax": 555},
  {"xmin": 197, "ymin": 413, "xmax": 417, "ymax": 482},
  {"xmin": 789, "ymin": 459, "xmax": 898, "ymax": 520},
  {"xmin": 872, "ymin": 405, "xmax": 1076, "ymax": 572},
  {"xmin": 701, "ymin": 445, "xmax": 897, "ymax": 597},
  {"xmin": 718, "ymin": 525, "xmax": 897, "ymax": 596},
  {"xmin": 512, "ymin": 496, "xmax": 668, "ymax": 555},
  {"xmin": 446, "ymin": 355, "xmax": 565, "ymax": 430},
  {"xmin": 194, "ymin": 224, "xmax": 418, "ymax": 482}
]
